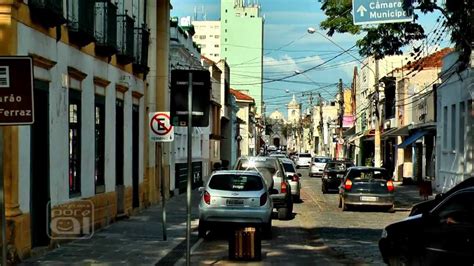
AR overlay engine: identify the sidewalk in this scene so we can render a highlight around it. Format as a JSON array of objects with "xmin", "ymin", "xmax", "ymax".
[
  {"xmin": 393, "ymin": 182, "xmax": 435, "ymax": 211},
  {"xmin": 22, "ymin": 190, "xmax": 201, "ymax": 265}
]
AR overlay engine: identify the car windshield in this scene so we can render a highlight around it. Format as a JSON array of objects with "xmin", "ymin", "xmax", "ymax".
[
  {"xmin": 299, "ymin": 154, "xmax": 311, "ymax": 158},
  {"xmin": 282, "ymin": 162, "xmax": 295, "ymax": 173},
  {"xmin": 208, "ymin": 174, "xmax": 264, "ymax": 191},
  {"xmin": 347, "ymin": 169, "xmax": 390, "ymax": 181},
  {"xmin": 325, "ymin": 163, "xmax": 347, "ymax": 171},
  {"xmin": 314, "ymin": 158, "xmax": 331, "ymax": 163}
]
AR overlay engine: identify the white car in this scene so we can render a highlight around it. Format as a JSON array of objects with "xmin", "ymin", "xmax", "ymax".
[
  {"xmin": 198, "ymin": 170, "xmax": 273, "ymax": 238},
  {"xmin": 309, "ymin": 156, "xmax": 332, "ymax": 177},
  {"xmin": 295, "ymin": 153, "xmax": 312, "ymax": 168},
  {"xmin": 280, "ymin": 158, "xmax": 301, "ymax": 202}
]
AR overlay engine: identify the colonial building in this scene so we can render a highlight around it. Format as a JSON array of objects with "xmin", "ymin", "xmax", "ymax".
[
  {"xmin": 230, "ymin": 89, "xmax": 256, "ymax": 157},
  {"xmin": 0, "ymin": 0, "xmax": 166, "ymax": 260}
]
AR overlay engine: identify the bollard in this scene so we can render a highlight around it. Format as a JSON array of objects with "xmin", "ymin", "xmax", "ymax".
[{"xmin": 228, "ymin": 227, "xmax": 262, "ymax": 261}]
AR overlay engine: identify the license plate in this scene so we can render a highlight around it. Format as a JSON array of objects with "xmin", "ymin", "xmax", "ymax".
[
  {"xmin": 337, "ymin": 174, "xmax": 344, "ymax": 178},
  {"xmin": 360, "ymin": 196, "xmax": 377, "ymax": 202},
  {"xmin": 226, "ymin": 199, "xmax": 244, "ymax": 206}
]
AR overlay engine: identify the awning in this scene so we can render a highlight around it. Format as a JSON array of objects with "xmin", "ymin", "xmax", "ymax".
[
  {"xmin": 347, "ymin": 133, "xmax": 364, "ymax": 143},
  {"xmin": 381, "ymin": 125, "xmax": 409, "ymax": 139},
  {"xmin": 397, "ymin": 130, "xmax": 429, "ymax": 148}
]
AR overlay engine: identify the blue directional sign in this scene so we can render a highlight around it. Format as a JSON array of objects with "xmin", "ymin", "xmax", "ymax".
[{"xmin": 352, "ymin": 0, "xmax": 413, "ymax": 25}]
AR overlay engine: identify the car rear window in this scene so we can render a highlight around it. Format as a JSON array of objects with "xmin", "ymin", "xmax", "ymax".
[
  {"xmin": 282, "ymin": 162, "xmax": 295, "ymax": 173},
  {"xmin": 347, "ymin": 169, "xmax": 390, "ymax": 181},
  {"xmin": 326, "ymin": 163, "xmax": 346, "ymax": 171},
  {"xmin": 314, "ymin": 157, "xmax": 331, "ymax": 163},
  {"xmin": 299, "ymin": 154, "xmax": 311, "ymax": 158},
  {"xmin": 209, "ymin": 174, "xmax": 264, "ymax": 191}
]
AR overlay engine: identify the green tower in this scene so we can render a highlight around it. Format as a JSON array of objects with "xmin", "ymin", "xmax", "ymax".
[{"xmin": 221, "ymin": 0, "xmax": 264, "ymax": 116}]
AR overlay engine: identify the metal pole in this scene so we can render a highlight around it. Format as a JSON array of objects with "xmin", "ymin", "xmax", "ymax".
[
  {"xmin": 319, "ymin": 94, "xmax": 324, "ymax": 156},
  {"xmin": 158, "ymin": 142, "xmax": 166, "ymax": 241},
  {"xmin": 0, "ymin": 128, "xmax": 6, "ymax": 266},
  {"xmin": 186, "ymin": 72, "xmax": 193, "ymax": 266},
  {"xmin": 338, "ymin": 79, "xmax": 344, "ymax": 160},
  {"xmin": 374, "ymin": 59, "xmax": 381, "ymax": 167}
]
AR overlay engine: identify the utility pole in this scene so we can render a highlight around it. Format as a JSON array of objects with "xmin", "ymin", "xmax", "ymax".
[
  {"xmin": 374, "ymin": 59, "xmax": 381, "ymax": 167},
  {"xmin": 319, "ymin": 93, "xmax": 324, "ymax": 156},
  {"xmin": 338, "ymin": 78, "xmax": 344, "ymax": 160}
]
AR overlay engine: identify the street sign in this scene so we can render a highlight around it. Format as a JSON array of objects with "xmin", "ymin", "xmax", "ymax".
[
  {"xmin": 170, "ymin": 69, "xmax": 210, "ymax": 127},
  {"xmin": 149, "ymin": 112, "xmax": 174, "ymax": 142},
  {"xmin": 352, "ymin": 0, "xmax": 413, "ymax": 25},
  {"xmin": 0, "ymin": 57, "xmax": 34, "ymax": 125}
]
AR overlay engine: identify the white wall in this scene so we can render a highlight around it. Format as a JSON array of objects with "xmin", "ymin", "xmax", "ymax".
[{"xmin": 17, "ymin": 24, "xmax": 144, "ymax": 207}]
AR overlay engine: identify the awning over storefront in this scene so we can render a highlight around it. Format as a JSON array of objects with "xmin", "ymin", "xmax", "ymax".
[
  {"xmin": 397, "ymin": 130, "xmax": 429, "ymax": 148},
  {"xmin": 381, "ymin": 125, "xmax": 409, "ymax": 139},
  {"xmin": 347, "ymin": 133, "xmax": 364, "ymax": 143}
]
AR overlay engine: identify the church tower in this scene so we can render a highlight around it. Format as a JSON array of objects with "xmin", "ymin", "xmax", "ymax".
[{"xmin": 287, "ymin": 95, "xmax": 301, "ymax": 125}]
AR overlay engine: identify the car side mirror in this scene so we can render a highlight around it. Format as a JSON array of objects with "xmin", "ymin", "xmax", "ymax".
[
  {"xmin": 297, "ymin": 173, "xmax": 302, "ymax": 177},
  {"xmin": 198, "ymin": 187, "xmax": 205, "ymax": 193},
  {"xmin": 435, "ymin": 193, "xmax": 444, "ymax": 200},
  {"xmin": 269, "ymin": 188, "xmax": 279, "ymax": 195}
]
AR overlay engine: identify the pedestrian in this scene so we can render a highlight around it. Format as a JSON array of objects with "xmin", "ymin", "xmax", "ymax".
[{"xmin": 382, "ymin": 156, "xmax": 394, "ymax": 178}]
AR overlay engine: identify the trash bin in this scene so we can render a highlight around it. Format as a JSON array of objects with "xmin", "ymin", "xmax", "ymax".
[{"xmin": 228, "ymin": 227, "xmax": 261, "ymax": 261}]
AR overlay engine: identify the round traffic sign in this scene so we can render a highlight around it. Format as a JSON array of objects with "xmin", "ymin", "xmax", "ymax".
[{"xmin": 150, "ymin": 113, "xmax": 173, "ymax": 136}]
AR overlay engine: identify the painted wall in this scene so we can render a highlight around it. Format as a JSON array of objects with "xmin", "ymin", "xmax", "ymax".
[
  {"xmin": 17, "ymin": 23, "xmax": 144, "ymax": 208},
  {"xmin": 221, "ymin": 0, "xmax": 264, "ymax": 115},
  {"xmin": 193, "ymin": 21, "xmax": 221, "ymax": 62},
  {"xmin": 436, "ymin": 52, "xmax": 473, "ymax": 192}
]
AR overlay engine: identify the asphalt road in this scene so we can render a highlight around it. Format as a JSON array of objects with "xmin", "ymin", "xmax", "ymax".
[{"xmin": 187, "ymin": 168, "xmax": 410, "ymax": 265}]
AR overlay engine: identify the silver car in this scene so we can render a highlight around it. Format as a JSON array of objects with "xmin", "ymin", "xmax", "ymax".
[
  {"xmin": 295, "ymin": 153, "xmax": 312, "ymax": 168},
  {"xmin": 280, "ymin": 158, "xmax": 301, "ymax": 202},
  {"xmin": 198, "ymin": 170, "xmax": 273, "ymax": 238},
  {"xmin": 309, "ymin": 156, "xmax": 332, "ymax": 177}
]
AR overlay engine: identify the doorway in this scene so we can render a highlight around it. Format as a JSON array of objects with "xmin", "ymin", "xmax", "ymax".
[
  {"xmin": 116, "ymin": 99, "xmax": 125, "ymax": 214},
  {"xmin": 132, "ymin": 104, "xmax": 139, "ymax": 208},
  {"xmin": 30, "ymin": 80, "xmax": 50, "ymax": 247}
]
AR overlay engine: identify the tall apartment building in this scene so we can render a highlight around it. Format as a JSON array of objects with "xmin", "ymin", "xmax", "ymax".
[
  {"xmin": 192, "ymin": 21, "xmax": 221, "ymax": 62},
  {"xmin": 221, "ymin": 0, "xmax": 264, "ymax": 116}
]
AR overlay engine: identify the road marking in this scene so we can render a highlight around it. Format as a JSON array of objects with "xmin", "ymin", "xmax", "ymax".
[{"xmin": 190, "ymin": 237, "xmax": 204, "ymax": 254}]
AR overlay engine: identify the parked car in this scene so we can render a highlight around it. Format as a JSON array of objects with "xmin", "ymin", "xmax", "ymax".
[
  {"xmin": 234, "ymin": 156, "xmax": 293, "ymax": 220},
  {"xmin": 379, "ymin": 187, "xmax": 474, "ymax": 265},
  {"xmin": 338, "ymin": 167, "xmax": 395, "ymax": 212},
  {"xmin": 198, "ymin": 170, "xmax": 273, "ymax": 238},
  {"xmin": 295, "ymin": 153, "xmax": 312, "ymax": 168},
  {"xmin": 279, "ymin": 158, "xmax": 301, "ymax": 202},
  {"xmin": 321, "ymin": 160, "xmax": 354, "ymax": 193},
  {"xmin": 269, "ymin": 153, "xmax": 288, "ymax": 159},
  {"xmin": 309, "ymin": 156, "xmax": 332, "ymax": 177},
  {"xmin": 409, "ymin": 177, "xmax": 474, "ymax": 216}
]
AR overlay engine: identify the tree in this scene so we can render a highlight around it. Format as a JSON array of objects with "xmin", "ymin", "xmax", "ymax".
[{"xmin": 320, "ymin": 0, "xmax": 472, "ymax": 69}]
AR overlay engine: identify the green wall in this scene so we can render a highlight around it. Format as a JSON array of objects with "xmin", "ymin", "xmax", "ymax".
[{"xmin": 221, "ymin": 0, "xmax": 264, "ymax": 115}]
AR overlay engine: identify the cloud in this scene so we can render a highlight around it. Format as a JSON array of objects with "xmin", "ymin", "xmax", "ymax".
[{"xmin": 263, "ymin": 54, "xmax": 325, "ymax": 73}]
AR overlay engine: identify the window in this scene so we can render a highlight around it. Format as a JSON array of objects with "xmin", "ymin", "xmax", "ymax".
[
  {"xmin": 199, "ymin": 35, "xmax": 206, "ymax": 40},
  {"xmin": 95, "ymin": 95, "xmax": 106, "ymax": 194},
  {"xmin": 443, "ymin": 106, "xmax": 448, "ymax": 149},
  {"xmin": 215, "ymin": 35, "xmax": 219, "ymax": 38},
  {"xmin": 451, "ymin": 104, "xmax": 456, "ymax": 149},
  {"xmin": 214, "ymin": 44, "xmax": 219, "ymax": 48},
  {"xmin": 69, "ymin": 90, "xmax": 81, "ymax": 197},
  {"xmin": 116, "ymin": 99, "xmax": 124, "ymax": 186},
  {"xmin": 459, "ymin": 102, "xmax": 465, "ymax": 153},
  {"xmin": 209, "ymin": 174, "xmax": 264, "ymax": 191}
]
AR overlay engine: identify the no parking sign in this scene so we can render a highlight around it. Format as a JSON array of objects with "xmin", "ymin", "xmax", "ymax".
[{"xmin": 149, "ymin": 112, "xmax": 174, "ymax": 142}]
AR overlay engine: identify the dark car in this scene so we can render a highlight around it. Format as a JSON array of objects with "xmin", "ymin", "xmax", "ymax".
[
  {"xmin": 379, "ymin": 187, "xmax": 474, "ymax": 265},
  {"xmin": 234, "ymin": 156, "xmax": 293, "ymax": 220},
  {"xmin": 322, "ymin": 160, "xmax": 354, "ymax": 193},
  {"xmin": 338, "ymin": 167, "xmax": 395, "ymax": 212},
  {"xmin": 410, "ymin": 177, "xmax": 474, "ymax": 216}
]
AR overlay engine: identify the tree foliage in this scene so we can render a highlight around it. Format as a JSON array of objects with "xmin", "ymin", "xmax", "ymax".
[{"xmin": 320, "ymin": 0, "xmax": 472, "ymax": 67}]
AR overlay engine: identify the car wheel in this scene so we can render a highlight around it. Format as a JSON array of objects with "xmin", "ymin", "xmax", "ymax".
[
  {"xmin": 287, "ymin": 201, "xmax": 294, "ymax": 219},
  {"xmin": 387, "ymin": 204, "xmax": 395, "ymax": 213},
  {"xmin": 322, "ymin": 184, "xmax": 327, "ymax": 194},
  {"xmin": 388, "ymin": 255, "xmax": 412, "ymax": 266},
  {"xmin": 198, "ymin": 220, "xmax": 207, "ymax": 238},
  {"xmin": 338, "ymin": 196, "xmax": 342, "ymax": 208},
  {"xmin": 278, "ymin": 207, "xmax": 289, "ymax": 220}
]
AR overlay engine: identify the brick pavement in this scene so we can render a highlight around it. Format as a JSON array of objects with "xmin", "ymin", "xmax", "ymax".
[{"xmin": 22, "ymin": 190, "xmax": 201, "ymax": 265}]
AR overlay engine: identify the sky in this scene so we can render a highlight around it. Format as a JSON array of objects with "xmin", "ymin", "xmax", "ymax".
[{"xmin": 171, "ymin": 0, "xmax": 451, "ymax": 115}]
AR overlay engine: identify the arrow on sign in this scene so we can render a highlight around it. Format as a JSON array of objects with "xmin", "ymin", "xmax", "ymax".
[{"xmin": 357, "ymin": 5, "xmax": 367, "ymax": 16}]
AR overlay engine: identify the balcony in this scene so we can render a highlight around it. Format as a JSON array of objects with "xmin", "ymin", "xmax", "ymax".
[
  {"xmin": 29, "ymin": 0, "xmax": 66, "ymax": 28},
  {"xmin": 116, "ymin": 14, "xmax": 134, "ymax": 65},
  {"xmin": 133, "ymin": 26, "xmax": 150, "ymax": 74},
  {"xmin": 94, "ymin": 0, "xmax": 118, "ymax": 57},
  {"xmin": 67, "ymin": 0, "xmax": 96, "ymax": 47}
]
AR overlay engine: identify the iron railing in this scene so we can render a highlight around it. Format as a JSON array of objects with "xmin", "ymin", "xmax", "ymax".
[
  {"xmin": 94, "ymin": 0, "xmax": 118, "ymax": 56},
  {"xmin": 116, "ymin": 14, "xmax": 135, "ymax": 64},
  {"xmin": 29, "ymin": 0, "xmax": 66, "ymax": 27},
  {"xmin": 67, "ymin": 0, "xmax": 95, "ymax": 47},
  {"xmin": 133, "ymin": 25, "xmax": 150, "ymax": 73}
]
